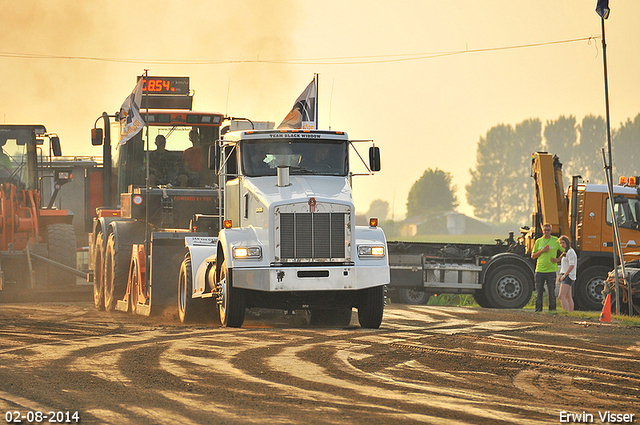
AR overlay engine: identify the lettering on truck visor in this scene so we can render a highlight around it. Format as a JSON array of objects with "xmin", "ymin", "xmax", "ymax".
[
  {"xmin": 238, "ymin": 132, "xmax": 347, "ymax": 141},
  {"xmin": 268, "ymin": 133, "xmax": 321, "ymax": 139}
]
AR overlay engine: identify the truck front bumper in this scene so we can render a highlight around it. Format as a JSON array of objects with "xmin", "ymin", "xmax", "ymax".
[{"xmin": 231, "ymin": 264, "xmax": 389, "ymax": 292}]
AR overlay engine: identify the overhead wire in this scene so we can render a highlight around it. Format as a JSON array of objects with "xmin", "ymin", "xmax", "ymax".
[{"xmin": 0, "ymin": 36, "xmax": 600, "ymax": 66}]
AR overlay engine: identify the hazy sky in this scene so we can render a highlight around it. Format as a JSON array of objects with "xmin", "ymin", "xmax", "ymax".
[{"xmin": 1, "ymin": 0, "xmax": 639, "ymax": 219}]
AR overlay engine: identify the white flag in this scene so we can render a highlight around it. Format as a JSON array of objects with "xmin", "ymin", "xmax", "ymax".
[
  {"xmin": 277, "ymin": 79, "xmax": 316, "ymax": 130},
  {"xmin": 118, "ymin": 77, "xmax": 145, "ymax": 146}
]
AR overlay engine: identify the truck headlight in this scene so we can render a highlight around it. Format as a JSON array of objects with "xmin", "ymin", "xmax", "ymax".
[
  {"xmin": 233, "ymin": 246, "xmax": 262, "ymax": 259},
  {"xmin": 358, "ymin": 245, "xmax": 385, "ymax": 258}
]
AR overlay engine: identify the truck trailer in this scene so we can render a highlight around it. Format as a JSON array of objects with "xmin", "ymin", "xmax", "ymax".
[{"xmin": 387, "ymin": 152, "xmax": 640, "ymax": 311}]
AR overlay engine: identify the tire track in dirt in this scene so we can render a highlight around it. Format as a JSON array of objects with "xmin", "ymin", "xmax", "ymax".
[{"xmin": 0, "ymin": 303, "xmax": 638, "ymax": 424}]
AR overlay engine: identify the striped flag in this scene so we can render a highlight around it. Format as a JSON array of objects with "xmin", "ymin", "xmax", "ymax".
[{"xmin": 118, "ymin": 77, "xmax": 145, "ymax": 146}]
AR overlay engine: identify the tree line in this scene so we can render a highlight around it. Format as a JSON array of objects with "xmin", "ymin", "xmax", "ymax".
[{"xmin": 367, "ymin": 113, "xmax": 640, "ymax": 233}]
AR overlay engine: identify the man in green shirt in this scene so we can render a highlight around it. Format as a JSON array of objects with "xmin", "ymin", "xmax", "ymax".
[{"xmin": 531, "ymin": 223, "xmax": 563, "ymax": 312}]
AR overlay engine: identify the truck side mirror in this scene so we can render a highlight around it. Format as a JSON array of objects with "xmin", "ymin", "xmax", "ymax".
[
  {"xmin": 208, "ymin": 144, "xmax": 219, "ymax": 171},
  {"xmin": 369, "ymin": 146, "xmax": 381, "ymax": 172},
  {"xmin": 50, "ymin": 136, "xmax": 62, "ymax": 156},
  {"xmin": 91, "ymin": 128, "xmax": 103, "ymax": 146},
  {"xmin": 614, "ymin": 195, "xmax": 629, "ymax": 204}
]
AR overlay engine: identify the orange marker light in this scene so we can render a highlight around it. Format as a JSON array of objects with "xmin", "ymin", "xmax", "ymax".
[
  {"xmin": 629, "ymin": 176, "xmax": 637, "ymax": 187},
  {"xmin": 223, "ymin": 219, "xmax": 233, "ymax": 229},
  {"xmin": 369, "ymin": 218, "xmax": 378, "ymax": 227},
  {"xmin": 619, "ymin": 176, "xmax": 627, "ymax": 185}
]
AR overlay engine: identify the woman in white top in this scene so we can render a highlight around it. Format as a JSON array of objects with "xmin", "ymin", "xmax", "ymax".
[{"xmin": 558, "ymin": 235, "xmax": 577, "ymax": 311}]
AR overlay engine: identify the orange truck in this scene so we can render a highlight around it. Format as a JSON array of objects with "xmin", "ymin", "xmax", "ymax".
[
  {"xmin": 524, "ymin": 152, "xmax": 640, "ymax": 310},
  {"xmin": 387, "ymin": 152, "xmax": 640, "ymax": 311},
  {"xmin": 88, "ymin": 77, "xmax": 225, "ymax": 315}
]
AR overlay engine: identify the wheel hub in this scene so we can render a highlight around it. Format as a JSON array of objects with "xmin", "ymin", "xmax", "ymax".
[
  {"xmin": 406, "ymin": 289, "xmax": 426, "ymax": 303},
  {"xmin": 217, "ymin": 277, "xmax": 227, "ymax": 311},
  {"xmin": 586, "ymin": 278, "xmax": 605, "ymax": 303},
  {"xmin": 497, "ymin": 276, "xmax": 521, "ymax": 300}
]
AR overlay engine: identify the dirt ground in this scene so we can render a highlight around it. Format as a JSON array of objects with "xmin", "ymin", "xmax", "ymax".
[{"xmin": 0, "ymin": 300, "xmax": 638, "ymax": 424}]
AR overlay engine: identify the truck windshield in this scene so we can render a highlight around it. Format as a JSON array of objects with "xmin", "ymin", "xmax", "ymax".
[
  {"xmin": 114, "ymin": 125, "xmax": 217, "ymax": 190},
  {"xmin": 0, "ymin": 138, "xmax": 30, "ymax": 189},
  {"xmin": 241, "ymin": 140, "xmax": 348, "ymax": 177},
  {"xmin": 606, "ymin": 197, "xmax": 640, "ymax": 230}
]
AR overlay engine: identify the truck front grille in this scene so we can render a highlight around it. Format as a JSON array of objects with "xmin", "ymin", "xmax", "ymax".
[{"xmin": 280, "ymin": 212, "xmax": 345, "ymax": 260}]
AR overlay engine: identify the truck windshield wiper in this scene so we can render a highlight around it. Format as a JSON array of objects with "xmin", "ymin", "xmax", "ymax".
[{"xmin": 289, "ymin": 165, "xmax": 320, "ymax": 174}]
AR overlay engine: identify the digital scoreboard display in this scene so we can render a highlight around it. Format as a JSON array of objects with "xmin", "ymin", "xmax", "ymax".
[{"xmin": 137, "ymin": 76, "xmax": 190, "ymax": 95}]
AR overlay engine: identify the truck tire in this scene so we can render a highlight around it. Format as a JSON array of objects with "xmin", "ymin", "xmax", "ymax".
[
  {"xmin": 217, "ymin": 260, "xmax": 245, "ymax": 328},
  {"xmin": 473, "ymin": 290, "xmax": 494, "ymax": 308},
  {"xmin": 610, "ymin": 292, "xmax": 640, "ymax": 316},
  {"xmin": 46, "ymin": 223, "xmax": 77, "ymax": 286},
  {"xmin": 93, "ymin": 231, "xmax": 105, "ymax": 311},
  {"xmin": 357, "ymin": 285, "xmax": 384, "ymax": 329},
  {"xmin": 178, "ymin": 253, "xmax": 200, "ymax": 323},
  {"xmin": 310, "ymin": 308, "xmax": 353, "ymax": 327},
  {"xmin": 485, "ymin": 265, "xmax": 533, "ymax": 309},
  {"xmin": 104, "ymin": 233, "xmax": 130, "ymax": 312},
  {"xmin": 397, "ymin": 288, "xmax": 431, "ymax": 305},
  {"xmin": 129, "ymin": 255, "xmax": 143, "ymax": 315},
  {"xmin": 575, "ymin": 265, "xmax": 609, "ymax": 311}
]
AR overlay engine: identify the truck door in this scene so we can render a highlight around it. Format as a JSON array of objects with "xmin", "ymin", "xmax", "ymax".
[
  {"xmin": 578, "ymin": 191, "xmax": 603, "ymax": 252},
  {"xmin": 607, "ymin": 197, "xmax": 640, "ymax": 251},
  {"xmin": 222, "ymin": 144, "xmax": 240, "ymax": 223}
]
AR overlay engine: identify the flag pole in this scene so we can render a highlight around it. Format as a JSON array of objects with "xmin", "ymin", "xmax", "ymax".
[
  {"xmin": 144, "ymin": 70, "xmax": 150, "ymax": 190},
  {"xmin": 143, "ymin": 69, "xmax": 151, "ymax": 256},
  {"xmin": 314, "ymin": 73, "xmax": 319, "ymax": 130}
]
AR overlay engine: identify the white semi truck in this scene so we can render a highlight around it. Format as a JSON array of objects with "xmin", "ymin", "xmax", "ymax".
[{"xmin": 179, "ymin": 129, "xmax": 389, "ymax": 328}]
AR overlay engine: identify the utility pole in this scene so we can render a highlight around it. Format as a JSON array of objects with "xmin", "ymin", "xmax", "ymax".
[{"xmin": 596, "ymin": 0, "xmax": 632, "ymax": 316}]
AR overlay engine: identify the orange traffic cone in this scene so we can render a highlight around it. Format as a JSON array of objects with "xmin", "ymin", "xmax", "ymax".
[{"xmin": 599, "ymin": 293, "xmax": 611, "ymax": 322}]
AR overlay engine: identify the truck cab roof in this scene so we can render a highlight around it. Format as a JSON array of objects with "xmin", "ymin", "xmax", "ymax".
[
  {"xmin": 581, "ymin": 183, "xmax": 639, "ymax": 196},
  {"xmin": 221, "ymin": 129, "xmax": 349, "ymax": 144}
]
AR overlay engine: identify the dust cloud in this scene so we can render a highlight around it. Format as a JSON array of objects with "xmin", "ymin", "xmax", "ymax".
[{"xmin": 0, "ymin": 1, "xmax": 301, "ymax": 155}]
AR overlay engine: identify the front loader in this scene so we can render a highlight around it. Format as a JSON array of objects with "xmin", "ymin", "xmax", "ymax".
[{"xmin": 0, "ymin": 125, "xmax": 85, "ymax": 296}]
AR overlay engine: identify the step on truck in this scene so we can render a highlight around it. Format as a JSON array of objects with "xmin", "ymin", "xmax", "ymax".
[
  {"xmin": 179, "ymin": 129, "xmax": 389, "ymax": 328},
  {"xmin": 387, "ymin": 152, "xmax": 640, "ymax": 310}
]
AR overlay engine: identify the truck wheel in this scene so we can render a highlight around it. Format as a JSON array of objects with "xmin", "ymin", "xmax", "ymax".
[
  {"xmin": 93, "ymin": 232, "xmax": 105, "ymax": 311},
  {"xmin": 575, "ymin": 266, "xmax": 609, "ymax": 311},
  {"xmin": 178, "ymin": 253, "xmax": 200, "ymax": 323},
  {"xmin": 217, "ymin": 260, "xmax": 245, "ymax": 328},
  {"xmin": 610, "ymin": 293, "xmax": 640, "ymax": 315},
  {"xmin": 129, "ymin": 256, "xmax": 142, "ymax": 315},
  {"xmin": 104, "ymin": 233, "xmax": 130, "ymax": 312},
  {"xmin": 310, "ymin": 308, "xmax": 353, "ymax": 327},
  {"xmin": 46, "ymin": 223, "xmax": 77, "ymax": 286},
  {"xmin": 335, "ymin": 308, "xmax": 353, "ymax": 326},
  {"xmin": 357, "ymin": 285, "xmax": 384, "ymax": 329},
  {"xmin": 397, "ymin": 288, "xmax": 431, "ymax": 305},
  {"xmin": 485, "ymin": 266, "xmax": 533, "ymax": 309},
  {"xmin": 473, "ymin": 290, "xmax": 494, "ymax": 308}
]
